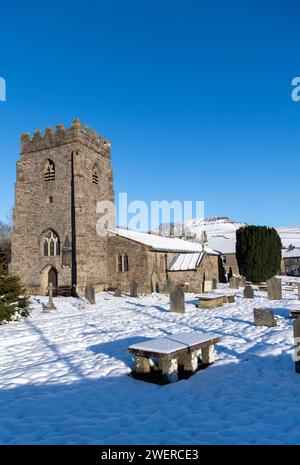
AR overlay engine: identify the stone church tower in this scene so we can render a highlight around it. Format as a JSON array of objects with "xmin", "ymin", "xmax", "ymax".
[{"xmin": 11, "ymin": 119, "xmax": 115, "ymax": 296}]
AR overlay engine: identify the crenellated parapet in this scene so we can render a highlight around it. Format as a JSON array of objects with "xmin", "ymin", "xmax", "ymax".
[{"xmin": 20, "ymin": 118, "xmax": 111, "ymax": 158}]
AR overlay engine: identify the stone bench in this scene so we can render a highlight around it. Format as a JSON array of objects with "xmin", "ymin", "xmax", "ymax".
[
  {"xmin": 290, "ymin": 308, "xmax": 300, "ymax": 319},
  {"xmin": 128, "ymin": 332, "xmax": 221, "ymax": 383},
  {"xmin": 197, "ymin": 293, "xmax": 235, "ymax": 308}
]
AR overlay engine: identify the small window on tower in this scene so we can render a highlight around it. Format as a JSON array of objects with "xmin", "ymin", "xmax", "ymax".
[
  {"xmin": 44, "ymin": 159, "xmax": 55, "ymax": 182},
  {"xmin": 47, "ymin": 196, "xmax": 53, "ymax": 204},
  {"xmin": 93, "ymin": 170, "xmax": 99, "ymax": 185}
]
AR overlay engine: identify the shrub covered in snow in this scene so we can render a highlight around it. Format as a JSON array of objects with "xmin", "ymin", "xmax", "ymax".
[{"xmin": 0, "ymin": 262, "xmax": 30, "ymax": 323}]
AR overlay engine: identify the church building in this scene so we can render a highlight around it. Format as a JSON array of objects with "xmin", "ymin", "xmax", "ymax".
[{"xmin": 11, "ymin": 120, "xmax": 219, "ymax": 296}]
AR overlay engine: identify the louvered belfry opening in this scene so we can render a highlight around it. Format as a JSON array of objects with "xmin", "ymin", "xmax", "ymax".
[
  {"xmin": 92, "ymin": 170, "xmax": 99, "ymax": 185},
  {"xmin": 44, "ymin": 159, "xmax": 55, "ymax": 182}
]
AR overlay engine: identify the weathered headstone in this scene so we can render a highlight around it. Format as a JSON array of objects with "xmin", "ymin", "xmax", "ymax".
[
  {"xmin": 44, "ymin": 283, "xmax": 56, "ymax": 312},
  {"xmin": 204, "ymin": 280, "xmax": 213, "ymax": 293},
  {"xmin": 114, "ymin": 285, "xmax": 122, "ymax": 297},
  {"xmin": 170, "ymin": 285, "xmax": 185, "ymax": 313},
  {"xmin": 293, "ymin": 317, "xmax": 300, "ymax": 373},
  {"xmin": 85, "ymin": 284, "xmax": 95, "ymax": 304},
  {"xmin": 254, "ymin": 308, "xmax": 277, "ymax": 327},
  {"xmin": 212, "ymin": 278, "xmax": 217, "ymax": 290},
  {"xmin": 130, "ymin": 280, "xmax": 138, "ymax": 297},
  {"xmin": 244, "ymin": 285, "xmax": 254, "ymax": 299},
  {"xmin": 229, "ymin": 276, "xmax": 239, "ymax": 289},
  {"xmin": 267, "ymin": 277, "xmax": 282, "ymax": 300}
]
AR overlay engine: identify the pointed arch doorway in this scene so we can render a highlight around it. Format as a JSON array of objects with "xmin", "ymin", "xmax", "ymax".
[{"xmin": 48, "ymin": 267, "xmax": 58, "ymax": 288}]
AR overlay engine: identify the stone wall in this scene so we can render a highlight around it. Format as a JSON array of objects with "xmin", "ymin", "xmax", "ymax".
[
  {"xmin": 168, "ymin": 253, "xmax": 219, "ymax": 293},
  {"xmin": 106, "ymin": 235, "xmax": 167, "ymax": 294},
  {"xmin": 222, "ymin": 253, "xmax": 239, "ymax": 276}
]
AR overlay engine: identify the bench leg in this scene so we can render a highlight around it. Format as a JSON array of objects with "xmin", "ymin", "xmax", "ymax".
[
  {"xmin": 135, "ymin": 356, "xmax": 150, "ymax": 374},
  {"xmin": 160, "ymin": 357, "xmax": 178, "ymax": 383},
  {"xmin": 181, "ymin": 350, "xmax": 198, "ymax": 373},
  {"xmin": 201, "ymin": 345, "xmax": 215, "ymax": 364}
]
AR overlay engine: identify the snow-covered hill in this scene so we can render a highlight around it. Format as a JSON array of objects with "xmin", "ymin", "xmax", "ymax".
[
  {"xmin": 157, "ymin": 217, "xmax": 300, "ymax": 253},
  {"xmin": 277, "ymin": 226, "xmax": 300, "ymax": 249},
  {"xmin": 185, "ymin": 217, "xmax": 245, "ymax": 254}
]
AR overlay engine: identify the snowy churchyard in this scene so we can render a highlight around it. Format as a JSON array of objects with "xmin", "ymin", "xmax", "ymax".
[{"xmin": 1, "ymin": 283, "xmax": 300, "ymax": 445}]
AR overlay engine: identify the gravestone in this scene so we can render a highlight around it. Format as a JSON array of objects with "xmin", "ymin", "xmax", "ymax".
[
  {"xmin": 244, "ymin": 285, "xmax": 254, "ymax": 299},
  {"xmin": 170, "ymin": 285, "xmax": 185, "ymax": 313},
  {"xmin": 229, "ymin": 276, "xmax": 239, "ymax": 289},
  {"xmin": 85, "ymin": 284, "xmax": 95, "ymax": 304},
  {"xmin": 114, "ymin": 285, "xmax": 122, "ymax": 297},
  {"xmin": 44, "ymin": 283, "xmax": 56, "ymax": 312},
  {"xmin": 254, "ymin": 308, "xmax": 277, "ymax": 327},
  {"xmin": 130, "ymin": 280, "xmax": 138, "ymax": 297},
  {"xmin": 204, "ymin": 280, "xmax": 213, "ymax": 293},
  {"xmin": 212, "ymin": 278, "xmax": 217, "ymax": 290},
  {"xmin": 267, "ymin": 277, "xmax": 282, "ymax": 300},
  {"xmin": 298, "ymin": 284, "xmax": 300, "ymax": 300},
  {"xmin": 293, "ymin": 317, "xmax": 300, "ymax": 373}
]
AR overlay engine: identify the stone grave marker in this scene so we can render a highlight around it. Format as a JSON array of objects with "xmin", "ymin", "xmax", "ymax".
[
  {"xmin": 293, "ymin": 317, "xmax": 300, "ymax": 373},
  {"xmin": 254, "ymin": 308, "xmax": 277, "ymax": 327},
  {"xmin": 204, "ymin": 280, "xmax": 213, "ymax": 293},
  {"xmin": 244, "ymin": 285, "xmax": 254, "ymax": 299},
  {"xmin": 229, "ymin": 276, "xmax": 239, "ymax": 289},
  {"xmin": 170, "ymin": 284, "xmax": 185, "ymax": 314},
  {"xmin": 130, "ymin": 280, "xmax": 138, "ymax": 297},
  {"xmin": 267, "ymin": 277, "xmax": 282, "ymax": 300},
  {"xmin": 85, "ymin": 284, "xmax": 96, "ymax": 304},
  {"xmin": 114, "ymin": 285, "xmax": 122, "ymax": 297},
  {"xmin": 44, "ymin": 283, "xmax": 56, "ymax": 312}
]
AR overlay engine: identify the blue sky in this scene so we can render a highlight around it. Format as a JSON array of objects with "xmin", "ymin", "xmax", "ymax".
[{"xmin": 0, "ymin": 0, "xmax": 300, "ymax": 227}]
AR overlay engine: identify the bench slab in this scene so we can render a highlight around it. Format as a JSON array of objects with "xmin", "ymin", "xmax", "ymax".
[{"xmin": 128, "ymin": 332, "xmax": 220, "ymax": 359}]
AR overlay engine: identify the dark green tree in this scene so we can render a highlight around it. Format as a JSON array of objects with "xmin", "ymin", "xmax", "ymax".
[
  {"xmin": 0, "ymin": 260, "xmax": 30, "ymax": 323},
  {"xmin": 0, "ymin": 220, "xmax": 12, "ymax": 269},
  {"xmin": 236, "ymin": 226, "xmax": 282, "ymax": 283}
]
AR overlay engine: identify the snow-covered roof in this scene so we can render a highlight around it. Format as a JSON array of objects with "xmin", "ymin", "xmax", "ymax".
[
  {"xmin": 283, "ymin": 248, "xmax": 300, "ymax": 259},
  {"xmin": 168, "ymin": 252, "xmax": 203, "ymax": 271},
  {"xmin": 110, "ymin": 228, "xmax": 219, "ymax": 254},
  {"xmin": 207, "ymin": 235, "xmax": 236, "ymax": 254}
]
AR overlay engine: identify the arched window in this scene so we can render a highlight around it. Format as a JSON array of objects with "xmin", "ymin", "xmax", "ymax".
[
  {"xmin": 117, "ymin": 254, "xmax": 123, "ymax": 272},
  {"xmin": 42, "ymin": 230, "xmax": 60, "ymax": 257},
  {"xmin": 124, "ymin": 254, "xmax": 129, "ymax": 272},
  {"xmin": 44, "ymin": 159, "xmax": 55, "ymax": 182},
  {"xmin": 92, "ymin": 169, "xmax": 99, "ymax": 185}
]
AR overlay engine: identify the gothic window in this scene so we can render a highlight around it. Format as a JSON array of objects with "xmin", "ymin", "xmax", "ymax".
[
  {"xmin": 124, "ymin": 254, "xmax": 129, "ymax": 272},
  {"xmin": 92, "ymin": 169, "xmax": 99, "ymax": 185},
  {"xmin": 44, "ymin": 159, "xmax": 55, "ymax": 182},
  {"xmin": 42, "ymin": 230, "xmax": 60, "ymax": 257},
  {"xmin": 117, "ymin": 254, "xmax": 123, "ymax": 272}
]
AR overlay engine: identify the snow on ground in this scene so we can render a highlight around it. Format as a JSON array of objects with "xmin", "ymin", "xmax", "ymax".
[{"xmin": 1, "ymin": 288, "xmax": 300, "ymax": 445}]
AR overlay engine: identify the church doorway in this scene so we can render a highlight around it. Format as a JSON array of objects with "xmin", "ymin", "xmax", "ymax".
[
  {"xmin": 48, "ymin": 267, "xmax": 58, "ymax": 288},
  {"xmin": 41, "ymin": 265, "xmax": 58, "ymax": 296}
]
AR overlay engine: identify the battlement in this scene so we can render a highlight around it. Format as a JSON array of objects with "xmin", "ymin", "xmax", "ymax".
[{"xmin": 20, "ymin": 118, "xmax": 111, "ymax": 157}]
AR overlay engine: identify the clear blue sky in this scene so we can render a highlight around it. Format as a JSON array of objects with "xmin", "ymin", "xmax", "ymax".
[{"xmin": 0, "ymin": 0, "xmax": 300, "ymax": 227}]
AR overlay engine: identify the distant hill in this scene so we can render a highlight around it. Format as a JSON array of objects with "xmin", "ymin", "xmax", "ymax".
[{"xmin": 156, "ymin": 217, "xmax": 300, "ymax": 253}]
